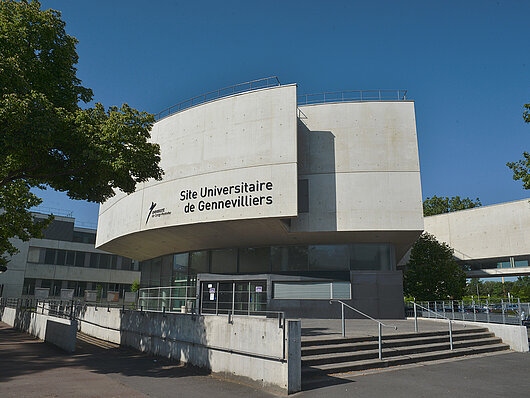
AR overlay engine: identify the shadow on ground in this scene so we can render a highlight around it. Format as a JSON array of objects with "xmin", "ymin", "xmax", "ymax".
[{"xmin": 0, "ymin": 323, "xmax": 209, "ymax": 384}]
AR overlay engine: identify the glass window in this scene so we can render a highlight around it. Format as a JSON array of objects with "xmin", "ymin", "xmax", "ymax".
[
  {"xmin": 140, "ymin": 260, "xmax": 151, "ymax": 287},
  {"xmin": 44, "ymin": 249, "xmax": 56, "ymax": 265},
  {"xmin": 65, "ymin": 251, "xmax": 75, "ymax": 266},
  {"xmin": 239, "ymin": 247, "xmax": 270, "ymax": 273},
  {"xmin": 190, "ymin": 251, "xmax": 209, "ymax": 274},
  {"xmin": 55, "ymin": 250, "xmax": 66, "ymax": 266},
  {"xmin": 150, "ymin": 257, "xmax": 162, "ymax": 286},
  {"xmin": 160, "ymin": 255, "xmax": 173, "ymax": 286},
  {"xmin": 350, "ymin": 243, "xmax": 394, "ymax": 271},
  {"xmin": 23, "ymin": 278, "xmax": 35, "ymax": 295},
  {"xmin": 75, "ymin": 252, "xmax": 86, "ymax": 267},
  {"xmin": 89, "ymin": 253, "xmax": 99, "ymax": 268},
  {"xmin": 76, "ymin": 282, "xmax": 86, "ymax": 297},
  {"xmin": 73, "ymin": 231, "xmax": 96, "ymax": 244},
  {"xmin": 211, "ymin": 249, "xmax": 237, "ymax": 274},
  {"xmin": 271, "ymin": 246, "xmax": 308, "ymax": 272},
  {"xmin": 308, "ymin": 245, "xmax": 349, "ymax": 271},
  {"xmin": 99, "ymin": 254, "xmax": 110, "ymax": 269},
  {"xmin": 51, "ymin": 280, "xmax": 62, "ymax": 296},
  {"xmin": 121, "ymin": 257, "xmax": 132, "ymax": 270},
  {"xmin": 41, "ymin": 279, "xmax": 52, "ymax": 289},
  {"xmin": 111, "ymin": 255, "xmax": 118, "ymax": 269},
  {"xmin": 514, "ymin": 260, "xmax": 529, "ymax": 268},
  {"xmin": 173, "ymin": 253, "xmax": 189, "ymax": 285}
]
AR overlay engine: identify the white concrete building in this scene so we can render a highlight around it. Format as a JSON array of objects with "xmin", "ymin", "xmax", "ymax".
[
  {"xmin": 96, "ymin": 80, "xmax": 423, "ymax": 318},
  {"xmin": 0, "ymin": 212, "xmax": 140, "ymax": 300},
  {"xmin": 424, "ymin": 199, "xmax": 530, "ymax": 278}
]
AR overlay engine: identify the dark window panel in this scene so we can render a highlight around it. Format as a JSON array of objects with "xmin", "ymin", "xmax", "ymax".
[
  {"xmin": 75, "ymin": 252, "xmax": 86, "ymax": 267},
  {"xmin": 44, "ymin": 249, "xmax": 56, "ymax": 265},
  {"xmin": 56, "ymin": 250, "xmax": 66, "ymax": 266},
  {"xmin": 65, "ymin": 251, "xmax": 75, "ymax": 266}
]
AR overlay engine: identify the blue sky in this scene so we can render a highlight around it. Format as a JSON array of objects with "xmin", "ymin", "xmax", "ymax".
[{"xmin": 36, "ymin": 0, "xmax": 530, "ymax": 226}]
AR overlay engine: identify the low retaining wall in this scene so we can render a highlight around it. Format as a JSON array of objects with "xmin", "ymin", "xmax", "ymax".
[
  {"xmin": 78, "ymin": 308, "xmax": 301, "ymax": 394},
  {"xmin": 0, "ymin": 306, "xmax": 77, "ymax": 352},
  {"xmin": 419, "ymin": 317, "xmax": 529, "ymax": 352}
]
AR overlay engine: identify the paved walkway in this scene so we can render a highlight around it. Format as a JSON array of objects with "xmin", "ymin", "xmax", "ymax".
[
  {"xmin": 1, "ymin": 321, "xmax": 529, "ymax": 397},
  {"xmin": 301, "ymin": 318, "xmax": 470, "ymax": 339}
]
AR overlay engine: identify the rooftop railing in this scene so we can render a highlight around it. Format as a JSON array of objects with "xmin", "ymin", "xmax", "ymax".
[
  {"xmin": 154, "ymin": 77, "xmax": 409, "ymax": 121},
  {"xmin": 297, "ymin": 89, "xmax": 407, "ymax": 105},
  {"xmin": 154, "ymin": 76, "xmax": 281, "ymax": 121}
]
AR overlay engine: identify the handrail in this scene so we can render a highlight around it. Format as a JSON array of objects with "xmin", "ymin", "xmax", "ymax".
[
  {"xmin": 330, "ymin": 299, "xmax": 397, "ymax": 329},
  {"xmin": 154, "ymin": 76, "xmax": 281, "ymax": 121},
  {"xmin": 330, "ymin": 299, "xmax": 397, "ymax": 360},
  {"xmin": 413, "ymin": 302, "xmax": 452, "ymax": 321},
  {"xmin": 412, "ymin": 302, "xmax": 456, "ymax": 350}
]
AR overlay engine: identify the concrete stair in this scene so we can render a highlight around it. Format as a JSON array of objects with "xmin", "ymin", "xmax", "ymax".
[{"xmin": 302, "ymin": 327, "xmax": 510, "ymax": 379}]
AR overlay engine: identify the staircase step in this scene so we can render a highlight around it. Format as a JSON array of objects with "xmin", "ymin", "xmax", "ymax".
[
  {"xmin": 301, "ymin": 327, "xmax": 488, "ymax": 347},
  {"xmin": 302, "ymin": 331, "xmax": 494, "ymax": 356},
  {"xmin": 302, "ymin": 343, "xmax": 510, "ymax": 376},
  {"xmin": 302, "ymin": 337, "xmax": 503, "ymax": 366}
]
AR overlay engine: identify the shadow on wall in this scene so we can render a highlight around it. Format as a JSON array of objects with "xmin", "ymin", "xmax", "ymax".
[
  {"xmin": 119, "ymin": 310, "xmax": 211, "ymax": 372},
  {"xmin": 294, "ymin": 117, "xmax": 337, "ymax": 232}
]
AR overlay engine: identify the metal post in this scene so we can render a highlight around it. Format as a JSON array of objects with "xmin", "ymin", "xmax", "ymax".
[
  {"xmin": 442, "ymin": 301, "xmax": 446, "ymax": 318},
  {"xmin": 199, "ymin": 283, "xmax": 204, "ymax": 315},
  {"xmin": 413, "ymin": 302, "xmax": 418, "ymax": 332},
  {"xmin": 378, "ymin": 323, "xmax": 383, "ymax": 360},
  {"xmin": 448, "ymin": 321, "xmax": 453, "ymax": 350},
  {"xmin": 215, "ymin": 282, "xmax": 219, "ymax": 315},
  {"xmin": 341, "ymin": 302, "xmax": 345, "ymax": 337},
  {"xmin": 486, "ymin": 299, "xmax": 490, "ymax": 323},
  {"xmin": 502, "ymin": 299, "xmax": 505, "ymax": 324},
  {"xmin": 461, "ymin": 300, "xmax": 465, "ymax": 321},
  {"xmin": 473, "ymin": 300, "xmax": 476, "ymax": 322},
  {"xmin": 231, "ymin": 282, "xmax": 235, "ymax": 318},
  {"xmin": 248, "ymin": 281, "xmax": 251, "ymax": 316},
  {"xmin": 518, "ymin": 298, "xmax": 522, "ymax": 325},
  {"xmin": 452, "ymin": 300, "xmax": 455, "ymax": 320}
]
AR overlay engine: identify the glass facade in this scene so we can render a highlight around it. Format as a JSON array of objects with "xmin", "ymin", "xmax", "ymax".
[
  {"xmin": 462, "ymin": 255, "xmax": 530, "ymax": 271},
  {"xmin": 139, "ymin": 243, "xmax": 396, "ymax": 288}
]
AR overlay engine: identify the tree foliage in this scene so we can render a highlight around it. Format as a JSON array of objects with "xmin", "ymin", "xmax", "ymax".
[
  {"xmin": 423, "ymin": 196, "xmax": 482, "ymax": 216},
  {"xmin": 404, "ymin": 233, "xmax": 466, "ymax": 300},
  {"xmin": 0, "ymin": 1, "xmax": 163, "ymax": 267},
  {"xmin": 506, "ymin": 103, "xmax": 530, "ymax": 190},
  {"xmin": 130, "ymin": 280, "xmax": 140, "ymax": 293},
  {"xmin": 465, "ymin": 277, "xmax": 530, "ymax": 302}
]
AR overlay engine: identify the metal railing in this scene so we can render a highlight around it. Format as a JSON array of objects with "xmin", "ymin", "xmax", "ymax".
[
  {"xmin": 154, "ymin": 76, "xmax": 281, "ymax": 120},
  {"xmin": 411, "ymin": 302, "xmax": 455, "ymax": 350},
  {"xmin": 330, "ymin": 300, "xmax": 397, "ymax": 360},
  {"xmin": 408, "ymin": 299, "xmax": 529, "ymax": 326},
  {"xmin": 297, "ymin": 89, "xmax": 408, "ymax": 105},
  {"xmin": 138, "ymin": 286, "xmax": 196, "ymax": 313}
]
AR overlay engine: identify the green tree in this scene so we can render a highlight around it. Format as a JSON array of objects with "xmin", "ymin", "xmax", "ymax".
[
  {"xmin": 404, "ymin": 233, "xmax": 466, "ymax": 300},
  {"xmin": 506, "ymin": 103, "xmax": 530, "ymax": 189},
  {"xmin": 130, "ymin": 280, "xmax": 140, "ymax": 293},
  {"xmin": 0, "ymin": 1, "xmax": 163, "ymax": 267},
  {"xmin": 423, "ymin": 196, "xmax": 482, "ymax": 216}
]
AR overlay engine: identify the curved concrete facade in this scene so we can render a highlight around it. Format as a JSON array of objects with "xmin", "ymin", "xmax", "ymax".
[
  {"xmin": 96, "ymin": 85, "xmax": 423, "ymax": 261},
  {"xmin": 96, "ymin": 83, "xmax": 423, "ymax": 318}
]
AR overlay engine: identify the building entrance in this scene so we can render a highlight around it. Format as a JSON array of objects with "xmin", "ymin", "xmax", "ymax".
[{"xmin": 200, "ymin": 280, "xmax": 267, "ymax": 315}]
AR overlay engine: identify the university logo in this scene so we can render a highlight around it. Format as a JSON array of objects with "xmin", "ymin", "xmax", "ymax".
[
  {"xmin": 146, "ymin": 201, "xmax": 171, "ymax": 224},
  {"xmin": 146, "ymin": 202, "xmax": 156, "ymax": 224}
]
